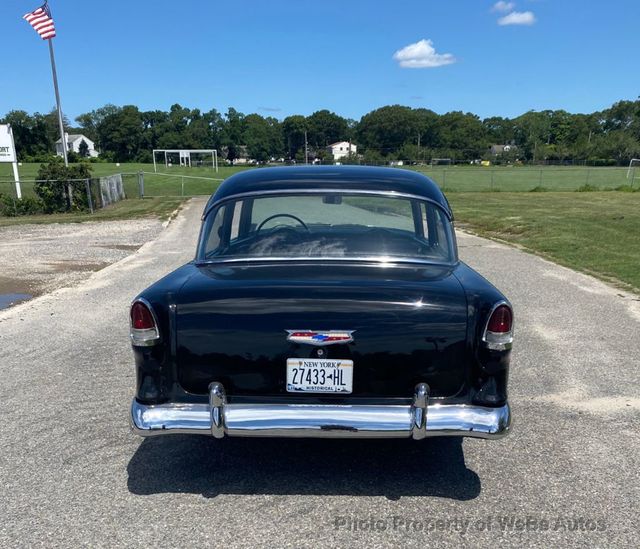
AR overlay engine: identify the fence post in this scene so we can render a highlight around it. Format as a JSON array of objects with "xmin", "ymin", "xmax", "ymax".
[
  {"xmin": 181, "ymin": 176, "xmax": 185, "ymax": 197},
  {"xmin": 84, "ymin": 179, "xmax": 94, "ymax": 213},
  {"xmin": 138, "ymin": 171, "xmax": 144, "ymax": 198}
]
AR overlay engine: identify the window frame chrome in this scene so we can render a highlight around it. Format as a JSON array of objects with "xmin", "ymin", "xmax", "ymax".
[{"xmin": 197, "ymin": 189, "xmax": 458, "ymax": 266}]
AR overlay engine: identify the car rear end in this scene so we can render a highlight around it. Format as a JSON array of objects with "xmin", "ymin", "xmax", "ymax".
[{"xmin": 130, "ymin": 169, "xmax": 512, "ymax": 440}]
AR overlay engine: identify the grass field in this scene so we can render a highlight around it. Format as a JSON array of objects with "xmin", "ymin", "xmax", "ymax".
[
  {"xmin": 448, "ymin": 192, "xmax": 640, "ymax": 292},
  {"xmin": 0, "ymin": 196, "xmax": 185, "ymax": 228},
  {"xmin": 2, "ymin": 162, "xmax": 639, "ymax": 293},
  {"xmin": 0, "ymin": 163, "xmax": 246, "ymax": 199},
  {"xmin": 1, "ymin": 163, "xmax": 638, "ymax": 198}
]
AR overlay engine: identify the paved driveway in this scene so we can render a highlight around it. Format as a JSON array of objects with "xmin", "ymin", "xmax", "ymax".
[{"xmin": 0, "ymin": 197, "xmax": 638, "ymax": 547}]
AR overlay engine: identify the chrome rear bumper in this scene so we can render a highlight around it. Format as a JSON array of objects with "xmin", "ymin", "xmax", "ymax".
[{"xmin": 130, "ymin": 383, "xmax": 511, "ymax": 440}]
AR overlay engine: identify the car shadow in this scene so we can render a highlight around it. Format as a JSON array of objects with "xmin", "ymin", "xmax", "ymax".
[{"xmin": 127, "ymin": 436, "xmax": 481, "ymax": 501}]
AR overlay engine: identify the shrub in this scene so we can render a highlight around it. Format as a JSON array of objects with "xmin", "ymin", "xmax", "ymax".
[
  {"xmin": 576, "ymin": 184, "xmax": 600, "ymax": 192},
  {"xmin": 614, "ymin": 185, "xmax": 639, "ymax": 192},
  {"xmin": 529, "ymin": 186, "xmax": 549, "ymax": 192},
  {"xmin": 0, "ymin": 193, "xmax": 44, "ymax": 217},
  {"xmin": 35, "ymin": 158, "xmax": 93, "ymax": 213}
]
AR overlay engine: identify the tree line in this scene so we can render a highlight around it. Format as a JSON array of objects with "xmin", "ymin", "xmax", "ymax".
[{"xmin": 2, "ymin": 99, "xmax": 640, "ymax": 166}]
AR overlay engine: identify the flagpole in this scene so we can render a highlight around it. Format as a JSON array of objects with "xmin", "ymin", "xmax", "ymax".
[{"xmin": 47, "ymin": 37, "xmax": 68, "ymax": 166}]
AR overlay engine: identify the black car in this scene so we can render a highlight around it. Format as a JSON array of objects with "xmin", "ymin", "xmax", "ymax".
[{"xmin": 130, "ymin": 166, "xmax": 512, "ymax": 440}]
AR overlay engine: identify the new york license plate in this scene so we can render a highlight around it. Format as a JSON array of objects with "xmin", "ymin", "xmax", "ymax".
[{"xmin": 286, "ymin": 358, "xmax": 353, "ymax": 393}]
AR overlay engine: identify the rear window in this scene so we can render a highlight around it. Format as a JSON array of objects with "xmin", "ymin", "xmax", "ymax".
[{"xmin": 198, "ymin": 193, "xmax": 455, "ymax": 263}]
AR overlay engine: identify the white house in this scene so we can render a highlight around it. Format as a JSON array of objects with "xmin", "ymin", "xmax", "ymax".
[
  {"xmin": 55, "ymin": 133, "xmax": 99, "ymax": 158},
  {"xmin": 327, "ymin": 141, "xmax": 357, "ymax": 161}
]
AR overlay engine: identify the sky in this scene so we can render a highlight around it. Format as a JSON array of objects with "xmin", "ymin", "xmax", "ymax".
[{"xmin": 1, "ymin": 0, "xmax": 639, "ymax": 122}]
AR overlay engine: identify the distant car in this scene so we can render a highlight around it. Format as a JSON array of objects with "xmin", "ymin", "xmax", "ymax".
[{"xmin": 130, "ymin": 166, "xmax": 512, "ymax": 440}]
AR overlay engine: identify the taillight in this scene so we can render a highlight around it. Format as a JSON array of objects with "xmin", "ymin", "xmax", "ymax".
[
  {"xmin": 483, "ymin": 303, "xmax": 513, "ymax": 350},
  {"xmin": 130, "ymin": 300, "xmax": 160, "ymax": 346}
]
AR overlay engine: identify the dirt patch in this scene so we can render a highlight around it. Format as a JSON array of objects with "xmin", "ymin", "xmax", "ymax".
[
  {"xmin": 94, "ymin": 244, "xmax": 141, "ymax": 252},
  {"xmin": 0, "ymin": 219, "xmax": 163, "ymax": 309},
  {"xmin": 46, "ymin": 260, "xmax": 111, "ymax": 273}
]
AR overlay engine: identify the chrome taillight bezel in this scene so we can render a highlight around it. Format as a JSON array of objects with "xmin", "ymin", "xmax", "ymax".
[
  {"xmin": 482, "ymin": 301, "xmax": 514, "ymax": 351},
  {"xmin": 130, "ymin": 297, "xmax": 161, "ymax": 347}
]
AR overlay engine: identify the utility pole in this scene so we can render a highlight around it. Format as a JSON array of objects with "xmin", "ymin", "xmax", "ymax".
[{"xmin": 304, "ymin": 130, "xmax": 309, "ymax": 165}]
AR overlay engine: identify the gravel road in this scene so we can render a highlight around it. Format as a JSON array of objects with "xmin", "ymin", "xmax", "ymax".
[
  {"xmin": 0, "ymin": 197, "xmax": 638, "ymax": 548},
  {"xmin": 0, "ymin": 219, "xmax": 163, "ymax": 309}
]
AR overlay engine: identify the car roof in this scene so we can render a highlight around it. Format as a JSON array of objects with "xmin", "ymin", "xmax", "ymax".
[{"xmin": 206, "ymin": 166, "xmax": 452, "ymax": 217}]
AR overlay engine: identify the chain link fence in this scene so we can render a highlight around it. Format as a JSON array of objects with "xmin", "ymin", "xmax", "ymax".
[
  {"xmin": 0, "ymin": 174, "xmax": 128, "ymax": 216},
  {"xmin": 1, "ymin": 165, "xmax": 637, "ymax": 218}
]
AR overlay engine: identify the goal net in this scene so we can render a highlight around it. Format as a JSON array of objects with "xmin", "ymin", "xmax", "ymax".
[
  {"xmin": 153, "ymin": 149, "xmax": 218, "ymax": 172},
  {"xmin": 627, "ymin": 158, "xmax": 640, "ymax": 180}
]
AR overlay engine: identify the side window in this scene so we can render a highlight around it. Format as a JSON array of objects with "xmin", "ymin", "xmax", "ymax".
[{"xmin": 204, "ymin": 204, "xmax": 227, "ymax": 254}]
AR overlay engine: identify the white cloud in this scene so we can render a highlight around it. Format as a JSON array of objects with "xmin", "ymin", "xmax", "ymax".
[
  {"xmin": 393, "ymin": 39, "xmax": 456, "ymax": 69},
  {"xmin": 498, "ymin": 11, "xmax": 537, "ymax": 26},
  {"xmin": 492, "ymin": 1, "xmax": 515, "ymax": 13}
]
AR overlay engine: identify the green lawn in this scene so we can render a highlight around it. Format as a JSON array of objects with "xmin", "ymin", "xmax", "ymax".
[
  {"xmin": 0, "ymin": 197, "xmax": 185, "ymax": 227},
  {"xmin": 2, "ymin": 162, "xmax": 640, "ymax": 293},
  {"xmin": 410, "ymin": 165, "xmax": 637, "ymax": 191},
  {"xmin": 0, "ymin": 163, "xmax": 248, "ymax": 199},
  {"xmin": 448, "ymin": 192, "xmax": 640, "ymax": 292},
  {"xmin": 1, "ymin": 163, "xmax": 638, "ymax": 197}
]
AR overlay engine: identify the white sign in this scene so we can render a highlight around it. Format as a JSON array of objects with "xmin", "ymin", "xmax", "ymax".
[{"xmin": 0, "ymin": 124, "xmax": 17, "ymax": 163}]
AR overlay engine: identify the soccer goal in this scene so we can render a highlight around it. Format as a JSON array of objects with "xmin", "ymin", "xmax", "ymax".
[
  {"xmin": 627, "ymin": 158, "xmax": 640, "ymax": 180},
  {"xmin": 152, "ymin": 149, "xmax": 218, "ymax": 173}
]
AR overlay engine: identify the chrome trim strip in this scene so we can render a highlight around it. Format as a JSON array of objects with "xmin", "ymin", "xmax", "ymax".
[
  {"xmin": 481, "ymin": 300, "xmax": 514, "ymax": 351},
  {"xmin": 131, "ymin": 390, "xmax": 511, "ymax": 440},
  {"xmin": 204, "ymin": 189, "xmax": 453, "ymax": 220},
  {"xmin": 129, "ymin": 297, "xmax": 161, "ymax": 347},
  {"xmin": 195, "ymin": 256, "xmax": 456, "ymax": 268}
]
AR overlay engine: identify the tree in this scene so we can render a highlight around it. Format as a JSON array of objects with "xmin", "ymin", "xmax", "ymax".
[
  {"xmin": 306, "ymin": 110, "xmax": 349, "ymax": 148},
  {"xmin": 96, "ymin": 105, "xmax": 143, "ymax": 162},
  {"xmin": 356, "ymin": 105, "xmax": 418, "ymax": 156},
  {"xmin": 243, "ymin": 114, "xmax": 283, "ymax": 162},
  {"xmin": 0, "ymin": 110, "xmax": 51, "ymax": 159},
  {"xmin": 282, "ymin": 115, "xmax": 308, "ymax": 159},
  {"xmin": 78, "ymin": 139, "xmax": 89, "ymax": 158},
  {"xmin": 222, "ymin": 108, "xmax": 247, "ymax": 161},
  {"xmin": 436, "ymin": 111, "xmax": 487, "ymax": 159},
  {"xmin": 75, "ymin": 104, "xmax": 120, "ymax": 142}
]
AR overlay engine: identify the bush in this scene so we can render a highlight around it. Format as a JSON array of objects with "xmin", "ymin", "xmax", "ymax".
[
  {"xmin": 586, "ymin": 158, "xmax": 617, "ymax": 167},
  {"xmin": 576, "ymin": 184, "xmax": 600, "ymax": 192},
  {"xmin": 614, "ymin": 185, "xmax": 639, "ymax": 192},
  {"xmin": 529, "ymin": 185, "xmax": 549, "ymax": 192},
  {"xmin": 21, "ymin": 152, "xmax": 58, "ymax": 163},
  {"xmin": 0, "ymin": 193, "xmax": 44, "ymax": 217},
  {"xmin": 34, "ymin": 158, "xmax": 93, "ymax": 213}
]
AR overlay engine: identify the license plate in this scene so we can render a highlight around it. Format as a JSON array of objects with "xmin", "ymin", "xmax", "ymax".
[{"xmin": 286, "ymin": 358, "xmax": 353, "ymax": 393}]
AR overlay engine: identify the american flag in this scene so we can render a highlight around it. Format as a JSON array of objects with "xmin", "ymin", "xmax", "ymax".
[{"xmin": 23, "ymin": 2, "xmax": 56, "ymax": 40}]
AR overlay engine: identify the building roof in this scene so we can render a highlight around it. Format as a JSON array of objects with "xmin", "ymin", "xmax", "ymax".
[
  {"xmin": 206, "ymin": 166, "xmax": 451, "ymax": 217},
  {"xmin": 327, "ymin": 141, "xmax": 354, "ymax": 147},
  {"xmin": 55, "ymin": 134, "xmax": 92, "ymax": 144}
]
